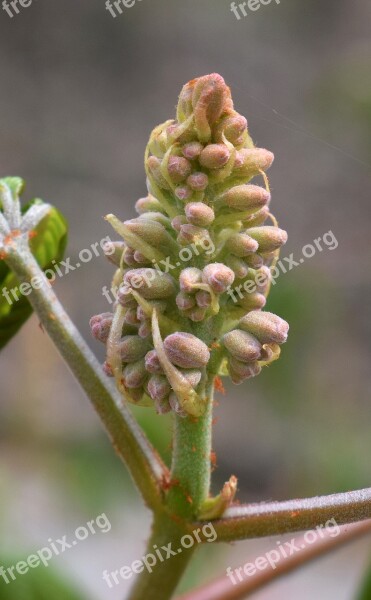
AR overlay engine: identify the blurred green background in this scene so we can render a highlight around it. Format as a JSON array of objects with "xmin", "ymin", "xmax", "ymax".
[{"xmin": 0, "ymin": 0, "xmax": 370, "ymax": 598}]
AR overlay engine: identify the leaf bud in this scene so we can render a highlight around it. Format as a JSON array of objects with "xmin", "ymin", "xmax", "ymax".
[
  {"xmin": 182, "ymin": 142, "xmax": 204, "ymax": 160},
  {"xmin": 246, "ymin": 226, "xmax": 288, "ymax": 253},
  {"xmin": 144, "ymin": 349, "xmax": 163, "ymax": 374},
  {"xmin": 89, "ymin": 313, "xmax": 113, "ymax": 343},
  {"xmin": 119, "ymin": 335, "xmax": 151, "ymax": 362},
  {"xmin": 219, "ymin": 184, "xmax": 270, "ymax": 213},
  {"xmin": 202, "ymin": 263, "xmax": 235, "ymax": 293},
  {"xmin": 167, "ymin": 156, "xmax": 192, "ymax": 184},
  {"xmin": 199, "ymin": 144, "xmax": 231, "ymax": 169},
  {"xmin": 123, "ymin": 360, "xmax": 147, "ymax": 389},
  {"xmin": 147, "ymin": 374, "xmax": 171, "ymax": 402},
  {"xmin": 239, "ymin": 310, "xmax": 289, "ymax": 344},
  {"xmin": 225, "ymin": 232, "xmax": 259, "ymax": 257},
  {"xmin": 185, "ymin": 202, "xmax": 214, "ymax": 226},
  {"xmin": 187, "ymin": 172, "xmax": 209, "ymax": 191},
  {"xmin": 124, "ymin": 268, "xmax": 176, "ymax": 299},
  {"xmin": 222, "ymin": 329, "xmax": 262, "ymax": 362},
  {"xmin": 228, "ymin": 358, "xmax": 261, "ymax": 384}
]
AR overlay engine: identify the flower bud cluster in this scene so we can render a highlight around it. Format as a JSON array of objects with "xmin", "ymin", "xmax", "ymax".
[{"xmin": 91, "ymin": 74, "xmax": 289, "ymax": 416}]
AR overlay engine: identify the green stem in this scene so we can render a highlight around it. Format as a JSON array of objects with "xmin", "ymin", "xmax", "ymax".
[
  {"xmin": 3, "ymin": 239, "xmax": 167, "ymax": 510},
  {"xmin": 127, "ymin": 379, "xmax": 215, "ymax": 600},
  {"xmin": 167, "ymin": 380, "xmax": 214, "ymax": 519},
  {"xmin": 127, "ymin": 511, "xmax": 196, "ymax": 600},
  {"xmin": 202, "ymin": 487, "xmax": 371, "ymax": 542}
]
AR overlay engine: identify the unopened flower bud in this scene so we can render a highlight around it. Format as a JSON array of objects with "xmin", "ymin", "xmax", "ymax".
[
  {"xmin": 202, "ymin": 263, "xmax": 235, "ymax": 293},
  {"xmin": 233, "ymin": 148, "xmax": 274, "ymax": 176},
  {"xmin": 179, "ymin": 267, "xmax": 203, "ymax": 292},
  {"xmin": 124, "ymin": 218, "xmax": 174, "ymax": 248},
  {"xmin": 187, "ymin": 172, "xmax": 209, "ymax": 191},
  {"xmin": 134, "ymin": 250, "xmax": 150, "ymax": 265},
  {"xmin": 246, "ymin": 226, "xmax": 288, "ymax": 253},
  {"xmin": 239, "ymin": 310, "xmax": 289, "ymax": 344},
  {"xmin": 164, "ymin": 332, "xmax": 210, "ymax": 368},
  {"xmin": 124, "ymin": 307, "xmax": 140, "ymax": 326},
  {"xmin": 214, "ymin": 114, "xmax": 248, "ymax": 146},
  {"xmin": 147, "ymin": 155, "xmax": 170, "ymax": 189},
  {"xmin": 124, "ymin": 269, "xmax": 176, "ymax": 299},
  {"xmin": 199, "ymin": 144, "xmax": 231, "ymax": 169},
  {"xmin": 145, "ymin": 349, "xmax": 163, "ymax": 374},
  {"xmin": 182, "ymin": 142, "xmax": 204, "ymax": 160},
  {"xmin": 103, "ymin": 241, "xmax": 126, "ymax": 267},
  {"xmin": 138, "ymin": 320, "xmax": 151, "ymax": 338},
  {"xmin": 244, "ymin": 206, "xmax": 270, "ymax": 227},
  {"xmin": 185, "ymin": 202, "xmax": 214, "ymax": 226},
  {"xmin": 175, "ymin": 185, "xmax": 192, "ymax": 201},
  {"xmin": 177, "ymin": 224, "xmax": 212, "ymax": 249},
  {"xmin": 244, "ymin": 253, "xmax": 264, "ymax": 269},
  {"xmin": 154, "ymin": 396, "xmax": 172, "ymax": 415},
  {"xmin": 123, "ymin": 360, "xmax": 147, "ymax": 389},
  {"xmin": 171, "ymin": 215, "xmax": 188, "ymax": 232},
  {"xmin": 147, "ymin": 374, "xmax": 171, "ymax": 401},
  {"xmin": 186, "ymin": 306, "xmax": 208, "ymax": 322},
  {"xmin": 176, "ymin": 291, "xmax": 196, "ymax": 310},
  {"xmin": 119, "ymin": 335, "xmax": 151, "ymax": 362},
  {"xmin": 191, "ymin": 74, "xmax": 232, "ymax": 142},
  {"xmin": 167, "ymin": 156, "xmax": 192, "ymax": 184},
  {"xmin": 103, "ymin": 361, "xmax": 114, "ymax": 377},
  {"xmin": 228, "ymin": 358, "xmax": 261, "ymax": 384},
  {"xmin": 117, "ymin": 285, "xmax": 137, "ymax": 308},
  {"xmin": 179, "ymin": 369, "xmax": 202, "ymax": 387},
  {"xmin": 123, "ymin": 246, "xmax": 137, "ymax": 266},
  {"xmin": 169, "ymin": 392, "xmax": 187, "ymax": 417},
  {"xmin": 236, "ymin": 291, "xmax": 267, "ymax": 311},
  {"xmin": 137, "ymin": 300, "xmax": 166, "ymax": 322},
  {"xmin": 195, "ymin": 290, "xmax": 212, "ymax": 308},
  {"xmin": 219, "ymin": 184, "xmax": 270, "ymax": 213},
  {"xmin": 226, "ymin": 256, "xmax": 249, "ymax": 279},
  {"xmin": 89, "ymin": 313, "xmax": 113, "ymax": 343},
  {"xmin": 222, "ymin": 329, "xmax": 262, "ymax": 362},
  {"xmin": 226, "ymin": 232, "xmax": 259, "ymax": 257},
  {"xmin": 135, "ymin": 195, "xmax": 164, "ymax": 215}
]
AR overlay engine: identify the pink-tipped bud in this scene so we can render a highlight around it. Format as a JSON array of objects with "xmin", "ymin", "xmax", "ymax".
[
  {"xmin": 195, "ymin": 290, "xmax": 212, "ymax": 308},
  {"xmin": 226, "ymin": 256, "xmax": 249, "ymax": 279},
  {"xmin": 226, "ymin": 232, "xmax": 259, "ymax": 257},
  {"xmin": 220, "ymin": 184, "xmax": 270, "ymax": 213},
  {"xmin": 222, "ymin": 329, "xmax": 262, "ymax": 363},
  {"xmin": 138, "ymin": 320, "xmax": 151, "ymax": 338},
  {"xmin": 191, "ymin": 74, "xmax": 233, "ymax": 142},
  {"xmin": 167, "ymin": 156, "xmax": 192, "ymax": 184},
  {"xmin": 145, "ymin": 349, "xmax": 163, "ymax": 374},
  {"xmin": 179, "ymin": 267, "xmax": 203, "ymax": 292},
  {"xmin": 246, "ymin": 226, "xmax": 288, "ymax": 254},
  {"xmin": 176, "ymin": 291, "xmax": 196, "ymax": 310},
  {"xmin": 171, "ymin": 215, "xmax": 188, "ymax": 232},
  {"xmin": 124, "ymin": 218, "xmax": 173, "ymax": 248},
  {"xmin": 228, "ymin": 358, "xmax": 261, "ymax": 385},
  {"xmin": 147, "ymin": 374, "xmax": 171, "ymax": 402},
  {"xmin": 185, "ymin": 202, "xmax": 215, "ymax": 226},
  {"xmin": 202, "ymin": 263, "xmax": 235, "ymax": 293},
  {"xmin": 103, "ymin": 361, "xmax": 114, "ymax": 377},
  {"xmin": 169, "ymin": 392, "xmax": 187, "ymax": 418},
  {"xmin": 175, "ymin": 185, "xmax": 192, "ymax": 201},
  {"xmin": 177, "ymin": 224, "xmax": 213, "ymax": 249},
  {"xmin": 164, "ymin": 332, "xmax": 210, "ymax": 368},
  {"xmin": 233, "ymin": 148, "xmax": 274, "ymax": 177},
  {"xmin": 182, "ymin": 142, "xmax": 204, "ymax": 160},
  {"xmin": 154, "ymin": 396, "xmax": 172, "ymax": 415},
  {"xmin": 179, "ymin": 369, "xmax": 202, "ymax": 387},
  {"xmin": 186, "ymin": 306, "xmax": 208, "ymax": 322},
  {"xmin": 135, "ymin": 195, "xmax": 164, "ymax": 215},
  {"xmin": 214, "ymin": 114, "xmax": 248, "ymax": 146},
  {"xmin": 124, "ymin": 269, "xmax": 176, "ymax": 299},
  {"xmin": 123, "ymin": 360, "xmax": 147, "ymax": 389},
  {"xmin": 124, "ymin": 308, "xmax": 140, "ymax": 326},
  {"xmin": 119, "ymin": 335, "xmax": 151, "ymax": 363},
  {"xmin": 89, "ymin": 313, "xmax": 113, "ymax": 343},
  {"xmin": 187, "ymin": 172, "xmax": 209, "ymax": 191},
  {"xmin": 199, "ymin": 144, "xmax": 231, "ymax": 169},
  {"xmin": 239, "ymin": 310, "xmax": 289, "ymax": 345},
  {"xmin": 134, "ymin": 250, "xmax": 150, "ymax": 265}
]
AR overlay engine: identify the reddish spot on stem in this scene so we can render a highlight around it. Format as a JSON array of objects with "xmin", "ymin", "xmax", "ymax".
[{"xmin": 214, "ymin": 376, "xmax": 225, "ymax": 394}]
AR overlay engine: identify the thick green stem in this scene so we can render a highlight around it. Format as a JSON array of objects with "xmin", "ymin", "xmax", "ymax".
[
  {"xmin": 167, "ymin": 381, "xmax": 214, "ymax": 519},
  {"xmin": 127, "ymin": 380, "xmax": 215, "ymax": 600},
  {"xmin": 3, "ymin": 239, "xmax": 167, "ymax": 510},
  {"xmin": 127, "ymin": 511, "xmax": 196, "ymax": 600}
]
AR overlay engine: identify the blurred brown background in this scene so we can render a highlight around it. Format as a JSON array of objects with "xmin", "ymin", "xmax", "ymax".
[{"xmin": 0, "ymin": 0, "xmax": 370, "ymax": 598}]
